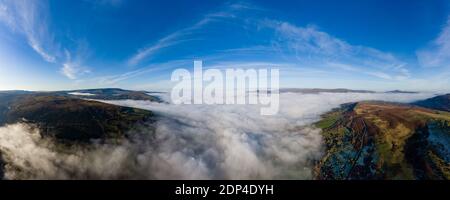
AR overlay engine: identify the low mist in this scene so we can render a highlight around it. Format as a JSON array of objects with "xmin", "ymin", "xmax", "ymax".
[{"xmin": 0, "ymin": 92, "xmax": 434, "ymax": 179}]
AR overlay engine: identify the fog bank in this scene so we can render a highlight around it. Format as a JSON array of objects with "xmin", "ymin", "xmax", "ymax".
[{"xmin": 0, "ymin": 92, "xmax": 434, "ymax": 179}]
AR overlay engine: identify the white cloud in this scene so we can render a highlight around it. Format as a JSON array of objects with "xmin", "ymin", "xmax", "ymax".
[
  {"xmin": 127, "ymin": 2, "xmax": 251, "ymax": 66},
  {"xmin": 260, "ymin": 20, "xmax": 410, "ymax": 80},
  {"xmin": 417, "ymin": 17, "xmax": 450, "ymax": 68},
  {"xmin": 98, "ymin": 92, "xmax": 432, "ymax": 179},
  {"xmin": 0, "ymin": 0, "xmax": 94, "ymax": 80},
  {"xmin": 0, "ymin": 0, "xmax": 57, "ymax": 63},
  {"xmin": 97, "ymin": 60, "xmax": 190, "ymax": 85},
  {"xmin": 60, "ymin": 63, "xmax": 90, "ymax": 80},
  {"xmin": 68, "ymin": 92, "xmax": 96, "ymax": 96},
  {"xmin": 0, "ymin": 92, "xmax": 435, "ymax": 179},
  {"xmin": 0, "ymin": 123, "xmax": 158, "ymax": 179},
  {"xmin": 125, "ymin": 2, "xmax": 410, "ymax": 83},
  {"xmin": 60, "ymin": 49, "xmax": 91, "ymax": 80},
  {"xmin": 28, "ymin": 37, "xmax": 56, "ymax": 63},
  {"xmin": 128, "ymin": 36, "xmax": 181, "ymax": 66},
  {"xmin": 61, "ymin": 63, "xmax": 78, "ymax": 80}
]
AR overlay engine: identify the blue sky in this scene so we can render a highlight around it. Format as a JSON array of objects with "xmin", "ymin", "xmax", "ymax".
[{"xmin": 0, "ymin": 0, "xmax": 450, "ymax": 92}]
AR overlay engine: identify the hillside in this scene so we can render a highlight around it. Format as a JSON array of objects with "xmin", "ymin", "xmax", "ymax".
[
  {"xmin": 414, "ymin": 94, "xmax": 450, "ymax": 112},
  {"xmin": 315, "ymin": 101, "xmax": 450, "ymax": 180},
  {"xmin": 0, "ymin": 93, "xmax": 155, "ymax": 143}
]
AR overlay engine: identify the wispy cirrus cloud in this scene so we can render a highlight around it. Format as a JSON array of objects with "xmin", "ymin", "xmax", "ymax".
[
  {"xmin": 0, "ymin": 0, "xmax": 57, "ymax": 63},
  {"xmin": 60, "ymin": 63, "xmax": 90, "ymax": 80},
  {"xmin": 74, "ymin": 1, "xmax": 414, "ymax": 90},
  {"xmin": 417, "ymin": 17, "xmax": 450, "ymax": 68},
  {"xmin": 125, "ymin": 1, "xmax": 410, "ymax": 83},
  {"xmin": 60, "ymin": 49, "xmax": 91, "ymax": 80},
  {"xmin": 98, "ymin": 60, "xmax": 190, "ymax": 85},
  {"xmin": 127, "ymin": 2, "xmax": 257, "ymax": 66},
  {"xmin": 97, "ymin": 67, "xmax": 162, "ymax": 85},
  {"xmin": 0, "ymin": 0, "xmax": 93, "ymax": 80},
  {"xmin": 259, "ymin": 20, "xmax": 410, "ymax": 81}
]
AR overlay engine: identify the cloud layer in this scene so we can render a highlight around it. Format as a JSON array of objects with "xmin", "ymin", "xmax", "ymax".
[{"xmin": 0, "ymin": 92, "xmax": 435, "ymax": 180}]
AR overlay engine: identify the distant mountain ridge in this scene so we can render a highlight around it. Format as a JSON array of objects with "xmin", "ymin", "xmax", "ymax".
[
  {"xmin": 279, "ymin": 88, "xmax": 419, "ymax": 94},
  {"xmin": 385, "ymin": 90, "xmax": 418, "ymax": 94},
  {"xmin": 414, "ymin": 94, "xmax": 450, "ymax": 112},
  {"xmin": 57, "ymin": 88, "xmax": 162, "ymax": 102}
]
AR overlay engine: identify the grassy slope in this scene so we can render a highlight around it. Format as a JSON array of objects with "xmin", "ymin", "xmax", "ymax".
[{"xmin": 315, "ymin": 102, "xmax": 450, "ymax": 180}]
